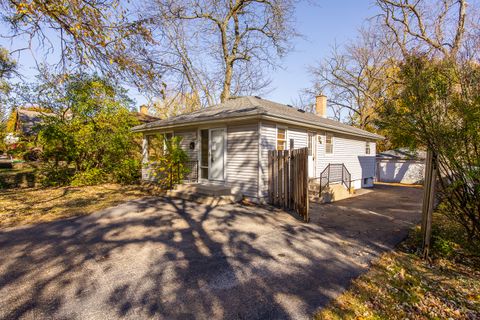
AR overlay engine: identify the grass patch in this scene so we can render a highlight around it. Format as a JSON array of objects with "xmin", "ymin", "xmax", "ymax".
[
  {"xmin": 316, "ymin": 213, "xmax": 480, "ymax": 320},
  {"xmin": 0, "ymin": 184, "xmax": 161, "ymax": 228}
]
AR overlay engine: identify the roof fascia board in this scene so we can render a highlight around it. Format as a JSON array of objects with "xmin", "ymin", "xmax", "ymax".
[
  {"xmin": 259, "ymin": 115, "xmax": 384, "ymax": 140},
  {"xmin": 131, "ymin": 115, "xmax": 260, "ymax": 133},
  {"xmin": 132, "ymin": 113, "xmax": 383, "ymax": 140}
]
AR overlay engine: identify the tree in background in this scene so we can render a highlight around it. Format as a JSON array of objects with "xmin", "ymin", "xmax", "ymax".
[
  {"xmin": 36, "ymin": 73, "xmax": 142, "ymax": 185},
  {"xmin": 378, "ymin": 56, "xmax": 480, "ymax": 243},
  {"xmin": 375, "ymin": 0, "xmax": 468, "ymax": 59},
  {"xmin": 0, "ymin": 0, "xmax": 159, "ymax": 92},
  {"xmin": 307, "ymin": 27, "xmax": 399, "ymax": 132},
  {"xmin": 0, "ymin": 46, "xmax": 17, "ymax": 151},
  {"xmin": 144, "ymin": 0, "xmax": 297, "ymax": 105},
  {"xmin": 150, "ymin": 91, "xmax": 201, "ymax": 119},
  {"xmin": 307, "ymin": 0, "xmax": 477, "ymax": 151}
]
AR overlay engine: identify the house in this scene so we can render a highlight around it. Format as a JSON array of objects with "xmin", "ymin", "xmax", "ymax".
[
  {"xmin": 5, "ymin": 109, "xmax": 54, "ymax": 141},
  {"xmin": 132, "ymin": 95, "xmax": 383, "ymax": 203},
  {"xmin": 376, "ymin": 148, "xmax": 426, "ymax": 184}
]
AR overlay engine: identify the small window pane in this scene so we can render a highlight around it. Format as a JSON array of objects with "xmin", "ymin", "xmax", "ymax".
[
  {"xmin": 366, "ymin": 142, "xmax": 371, "ymax": 154},
  {"xmin": 201, "ymin": 167, "xmax": 209, "ymax": 179},
  {"xmin": 308, "ymin": 133, "xmax": 314, "ymax": 156},
  {"xmin": 201, "ymin": 130, "xmax": 209, "ymax": 167},
  {"xmin": 325, "ymin": 133, "xmax": 333, "ymax": 154},
  {"xmin": 277, "ymin": 128, "xmax": 286, "ymax": 150}
]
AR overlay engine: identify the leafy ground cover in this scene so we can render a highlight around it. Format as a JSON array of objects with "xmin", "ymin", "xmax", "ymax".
[
  {"xmin": 316, "ymin": 214, "xmax": 480, "ymax": 320},
  {"xmin": 0, "ymin": 184, "xmax": 160, "ymax": 228}
]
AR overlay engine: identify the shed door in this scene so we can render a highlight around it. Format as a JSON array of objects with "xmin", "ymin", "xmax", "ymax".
[{"xmin": 209, "ymin": 128, "xmax": 225, "ymax": 181}]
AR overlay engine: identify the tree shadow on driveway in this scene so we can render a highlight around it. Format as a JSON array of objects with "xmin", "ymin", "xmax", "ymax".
[{"xmin": 0, "ymin": 184, "xmax": 423, "ymax": 319}]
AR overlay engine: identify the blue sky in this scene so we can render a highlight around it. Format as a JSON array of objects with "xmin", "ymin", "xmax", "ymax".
[
  {"xmin": 266, "ymin": 0, "xmax": 379, "ymax": 105},
  {"xmin": 1, "ymin": 0, "xmax": 379, "ymax": 108}
]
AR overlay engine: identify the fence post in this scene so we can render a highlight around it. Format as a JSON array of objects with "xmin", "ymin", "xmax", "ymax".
[
  {"xmin": 268, "ymin": 151, "xmax": 272, "ymax": 204},
  {"xmin": 304, "ymin": 148, "xmax": 309, "ymax": 222}
]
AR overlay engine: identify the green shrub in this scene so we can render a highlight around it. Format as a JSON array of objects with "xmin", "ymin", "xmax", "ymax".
[
  {"xmin": 70, "ymin": 168, "xmax": 107, "ymax": 186},
  {"xmin": 112, "ymin": 159, "xmax": 141, "ymax": 184},
  {"xmin": 39, "ymin": 164, "xmax": 75, "ymax": 186},
  {"xmin": 34, "ymin": 73, "xmax": 142, "ymax": 187},
  {"xmin": 149, "ymin": 135, "xmax": 190, "ymax": 188}
]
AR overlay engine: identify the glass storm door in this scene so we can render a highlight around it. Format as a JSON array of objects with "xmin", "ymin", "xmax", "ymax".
[{"xmin": 209, "ymin": 128, "xmax": 225, "ymax": 181}]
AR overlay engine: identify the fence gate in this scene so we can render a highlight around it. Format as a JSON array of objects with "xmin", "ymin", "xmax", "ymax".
[{"xmin": 268, "ymin": 147, "xmax": 309, "ymax": 222}]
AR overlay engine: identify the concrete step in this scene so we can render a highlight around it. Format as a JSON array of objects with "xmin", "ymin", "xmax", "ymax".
[{"xmin": 167, "ymin": 183, "xmax": 243, "ymax": 205}]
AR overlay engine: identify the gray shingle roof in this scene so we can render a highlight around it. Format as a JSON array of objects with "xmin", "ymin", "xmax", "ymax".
[
  {"xmin": 377, "ymin": 148, "xmax": 426, "ymax": 160},
  {"xmin": 132, "ymin": 96, "xmax": 384, "ymax": 140},
  {"xmin": 16, "ymin": 109, "xmax": 55, "ymax": 135}
]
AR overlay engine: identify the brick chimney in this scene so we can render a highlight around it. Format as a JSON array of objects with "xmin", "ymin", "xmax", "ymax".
[
  {"xmin": 315, "ymin": 95, "xmax": 327, "ymax": 118},
  {"xmin": 139, "ymin": 105, "xmax": 148, "ymax": 115}
]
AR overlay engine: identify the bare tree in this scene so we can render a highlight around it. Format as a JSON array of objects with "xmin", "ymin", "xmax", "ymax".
[
  {"xmin": 307, "ymin": 27, "xmax": 398, "ymax": 130},
  {"xmin": 150, "ymin": 91, "xmax": 201, "ymax": 119},
  {"xmin": 146, "ymin": 0, "xmax": 297, "ymax": 104},
  {"xmin": 375, "ymin": 0, "xmax": 468, "ymax": 58}
]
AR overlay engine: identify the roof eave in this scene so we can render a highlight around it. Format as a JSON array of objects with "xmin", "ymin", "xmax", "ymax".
[
  {"xmin": 132, "ymin": 113, "xmax": 384, "ymax": 140},
  {"xmin": 260, "ymin": 115, "xmax": 384, "ymax": 140},
  {"xmin": 131, "ymin": 114, "xmax": 261, "ymax": 133}
]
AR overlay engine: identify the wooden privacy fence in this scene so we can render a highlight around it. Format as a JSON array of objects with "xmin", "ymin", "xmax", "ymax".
[{"xmin": 268, "ymin": 147, "xmax": 309, "ymax": 222}]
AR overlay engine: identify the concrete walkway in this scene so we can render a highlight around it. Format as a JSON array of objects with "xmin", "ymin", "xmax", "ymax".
[{"xmin": 0, "ymin": 184, "xmax": 423, "ymax": 320}]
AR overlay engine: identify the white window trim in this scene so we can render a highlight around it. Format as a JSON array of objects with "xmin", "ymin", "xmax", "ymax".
[
  {"xmin": 197, "ymin": 126, "xmax": 227, "ymax": 182},
  {"xmin": 365, "ymin": 141, "xmax": 371, "ymax": 155},
  {"xmin": 145, "ymin": 131, "xmax": 174, "ymax": 162},
  {"xmin": 325, "ymin": 132, "xmax": 334, "ymax": 156},
  {"xmin": 276, "ymin": 125, "xmax": 288, "ymax": 151}
]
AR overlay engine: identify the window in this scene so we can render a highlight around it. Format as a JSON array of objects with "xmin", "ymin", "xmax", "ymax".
[
  {"xmin": 146, "ymin": 132, "xmax": 173, "ymax": 162},
  {"xmin": 325, "ymin": 133, "xmax": 333, "ymax": 154},
  {"xmin": 200, "ymin": 130, "xmax": 209, "ymax": 179},
  {"xmin": 147, "ymin": 134, "xmax": 163, "ymax": 162},
  {"xmin": 365, "ymin": 141, "xmax": 371, "ymax": 155},
  {"xmin": 277, "ymin": 127, "xmax": 287, "ymax": 150},
  {"xmin": 308, "ymin": 132, "xmax": 315, "ymax": 156}
]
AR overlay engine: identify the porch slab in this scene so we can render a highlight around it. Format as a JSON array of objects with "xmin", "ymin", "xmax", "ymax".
[{"xmin": 167, "ymin": 183, "xmax": 243, "ymax": 205}]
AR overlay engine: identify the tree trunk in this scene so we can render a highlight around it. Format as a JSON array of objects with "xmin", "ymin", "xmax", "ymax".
[
  {"xmin": 220, "ymin": 61, "xmax": 233, "ymax": 102},
  {"xmin": 421, "ymin": 149, "xmax": 437, "ymax": 259}
]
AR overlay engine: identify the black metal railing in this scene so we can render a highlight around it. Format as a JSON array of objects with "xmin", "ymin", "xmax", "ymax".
[
  {"xmin": 168, "ymin": 160, "xmax": 198, "ymax": 189},
  {"xmin": 316, "ymin": 163, "xmax": 351, "ymax": 194},
  {"xmin": 184, "ymin": 160, "xmax": 198, "ymax": 182}
]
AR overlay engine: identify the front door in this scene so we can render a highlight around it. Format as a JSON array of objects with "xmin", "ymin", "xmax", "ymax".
[
  {"xmin": 308, "ymin": 132, "xmax": 316, "ymax": 178},
  {"xmin": 209, "ymin": 128, "xmax": 225, "ymax": 181}
]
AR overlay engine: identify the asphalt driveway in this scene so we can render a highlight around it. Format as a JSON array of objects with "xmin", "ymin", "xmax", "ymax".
[{"xmin": 0, "ymin": 184, "xmax": 423, "ymax": 320}]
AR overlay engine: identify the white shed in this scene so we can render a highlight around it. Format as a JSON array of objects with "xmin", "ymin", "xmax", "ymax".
[{"xmin": 376, "ymin": 149, "xmax": 425, "ymax": 184}]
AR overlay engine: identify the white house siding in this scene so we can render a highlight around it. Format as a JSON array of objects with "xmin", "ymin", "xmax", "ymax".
[
  {"xmin": 377, "ymin": 159, "xmax": 424, "ymax": 184},
  {"xmin": 226, "ymin": 123, "xmax": 259, "ymax": 198},
  {"xmin": 174, "ymin": 130, "xmax": 198, "ymax": 161},
  {"xmin": 258, "ymin": 122, "xmax": 309, "ymax": 199},
  {"xmin": 258, "ymin": 123, "xmax": 377, "ymax": 198},
  {"xmin": 317, "ymin": 132, "xmax": 376, "ymax": 189},
  {"xmin": 259, "ymin": 122, "xmax": 276, "ymax": 199},
  {"xmin": 287, "ymin": 127, "xmax": 308, "ymax": 149}
]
